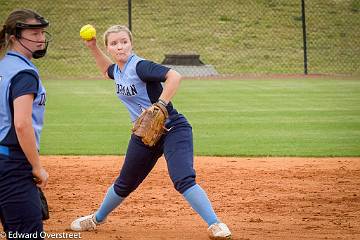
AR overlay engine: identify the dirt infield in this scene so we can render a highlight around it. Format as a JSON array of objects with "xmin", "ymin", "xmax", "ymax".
[{"xmin": 41, "ymin": 156, "xmax": 360, "ymax": 240}]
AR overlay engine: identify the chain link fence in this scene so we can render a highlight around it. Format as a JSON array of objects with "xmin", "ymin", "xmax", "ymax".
[{"xmin": 1, "ymin": 0, "xmax": 359, "ymax": 78}]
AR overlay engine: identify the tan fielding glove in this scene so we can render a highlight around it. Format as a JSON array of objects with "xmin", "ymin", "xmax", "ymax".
[{"xmin": 132, "ymin": 101, "xmax": 169, "ymax": 146}]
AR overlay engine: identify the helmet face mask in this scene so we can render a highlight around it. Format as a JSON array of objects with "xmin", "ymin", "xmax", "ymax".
[{"xmin": 14, "ymin": 15, "xmax": 52, "ymax": 59}]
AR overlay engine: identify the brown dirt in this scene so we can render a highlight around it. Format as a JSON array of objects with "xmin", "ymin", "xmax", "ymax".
[{"xmin": 40, "ymin": 156, "xmax": 360, "ymax": 240}]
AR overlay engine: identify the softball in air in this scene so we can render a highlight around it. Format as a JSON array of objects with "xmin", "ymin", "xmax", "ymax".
[{"xmin": 79, "ymin": 24, "xmax": 96, "ymax": 41}]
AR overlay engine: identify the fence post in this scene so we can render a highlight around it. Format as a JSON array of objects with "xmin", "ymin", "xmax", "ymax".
[
  {"xmin": 301, "ymin": 0, "xmax": 308, "ymax": 74},
  {"xmin": 128, "ymin": 0, "xmax": 132, "ymax": 31}
]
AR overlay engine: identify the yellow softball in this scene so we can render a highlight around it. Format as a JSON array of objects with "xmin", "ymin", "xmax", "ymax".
[{"xmin": 79, "ymin": 24, "xmax": 96, "ymax": 41}]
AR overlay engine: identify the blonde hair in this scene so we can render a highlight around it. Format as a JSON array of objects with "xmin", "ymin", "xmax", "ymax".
[{"xmin": 103, "ymin": 25, "xmax": 133, "ymax": 47}]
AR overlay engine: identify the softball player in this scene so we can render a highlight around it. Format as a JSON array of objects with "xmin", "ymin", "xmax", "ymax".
[
  {"xmin": 70, "ymin": 25, "xmax": 231, "ymax": 239},
  {"xmin": 0, "ymin": 9, "xmax": 51, "ymax": 239}
]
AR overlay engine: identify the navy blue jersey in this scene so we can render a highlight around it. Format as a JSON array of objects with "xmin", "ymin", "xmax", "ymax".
[{"xmin": 107, "ymin": 54, "xmax": 178, "ymax": 122}]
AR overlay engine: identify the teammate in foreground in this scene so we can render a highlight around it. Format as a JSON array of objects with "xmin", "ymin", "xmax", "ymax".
[
  {"xmin": 70, "ymin": 25, "xmax": 231, "ymax": 239},
  {"xmin": 0, "ymin": 9, "xmax": 51, "ymax": 238}
]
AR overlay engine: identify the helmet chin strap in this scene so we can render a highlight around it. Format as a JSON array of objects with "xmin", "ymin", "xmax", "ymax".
[
  {"xmin": 17, "ymin": 39, "xmax": 47, "ymax": 59},
  {"xmin": 17, "ymin": 33, "xmax": 51, "ymax": 59},
  {"xmin": 12, "ymin": 15, "xmax": 52, "ymax": 59}
]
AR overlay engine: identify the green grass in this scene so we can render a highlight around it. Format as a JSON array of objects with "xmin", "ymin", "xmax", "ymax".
[
  {"xmin": 41, "ymin": 78, "xmax": 360, "ymax": 156},
  {"xmin": 1, "ymin": 0, "xmax": 359, "ymax": 77}
]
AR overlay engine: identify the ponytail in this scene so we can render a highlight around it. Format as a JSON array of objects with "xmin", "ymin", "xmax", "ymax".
[{"xmin": 0, "ymin": 25, "xmax": 7, "ymax": 57}]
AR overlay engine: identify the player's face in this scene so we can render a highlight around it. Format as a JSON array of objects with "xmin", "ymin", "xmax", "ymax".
[
  {"xmin": 13, "ymin": 18, "xmax": 47, "ymax": 58},
  {"xmin": 106, "ymin": 31, "xmax": 133, "ymax": 63}
]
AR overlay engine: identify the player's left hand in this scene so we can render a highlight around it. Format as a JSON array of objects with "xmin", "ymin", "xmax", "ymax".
[
  {"xmin": 132, "ymin": 101, "xmax": 168, "ymax": 146},
  {"xmin": 32, "ymin": 166, "xmax": 49, "ymax": 189}
]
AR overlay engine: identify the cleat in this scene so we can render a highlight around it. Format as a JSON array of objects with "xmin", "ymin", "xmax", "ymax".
[
  {"xmin": 70, "ymin": 213, "xmax": 104, "ymax": 231},
  {"xmin": 208, "ymin": 222, "xmax": 232, "ymax": 239}
]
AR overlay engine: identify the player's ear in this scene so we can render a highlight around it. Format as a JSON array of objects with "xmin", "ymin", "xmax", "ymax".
[{"xmin": 8, "ymin": 34, "xmax": 16, "ymax": 43}]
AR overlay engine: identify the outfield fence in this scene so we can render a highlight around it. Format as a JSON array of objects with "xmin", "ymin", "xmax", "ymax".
[{"xmin": 1, "ymin": 0, "xmax": 359, "ymax": 78}]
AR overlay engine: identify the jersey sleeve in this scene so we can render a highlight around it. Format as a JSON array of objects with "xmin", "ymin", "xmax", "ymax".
[
  {"xmin": 107, "ymin": 64, "xmax": 116, "ymax": 80},
  {"xmin": 10, "ymin": 70, "xmax": 38, "ymax": 101},
  {"xmin": 136, "ymin": 60, "xmax": 170, "ymax": 82}
]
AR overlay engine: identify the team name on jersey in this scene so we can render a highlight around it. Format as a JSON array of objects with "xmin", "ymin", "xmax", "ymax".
[{"xmin": 116, "ymin": 83, "xmax": 138, "ymax": 96}]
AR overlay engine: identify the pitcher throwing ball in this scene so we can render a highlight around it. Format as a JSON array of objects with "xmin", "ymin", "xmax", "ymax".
[{"xmin": 70, "ymin": 25, "xmax": 231, "ymax": 239}]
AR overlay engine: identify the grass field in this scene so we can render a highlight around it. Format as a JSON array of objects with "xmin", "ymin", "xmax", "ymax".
[
  {"xmin": 1, "ymin": 0, "xmax": 359, "ymax": 77},
  {"xmin": 2, "ymin": 2, "xmax": 359, "ymax": 156},
  {"xmin": 40, "ymin": 78, "xmax": 360, "ymax": 156}
]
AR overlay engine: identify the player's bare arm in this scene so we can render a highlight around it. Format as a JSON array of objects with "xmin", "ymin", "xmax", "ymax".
[
  {"xmin": 83, "ymin": 38, "xmax": 113, "ymax": 79},
  {"xmin": 158, "ymin": 69, "xmax": 182, "ymax": 104},
  {"xmin": 13, "ymin": 94, "xmax": 49, "ymax": 188}
]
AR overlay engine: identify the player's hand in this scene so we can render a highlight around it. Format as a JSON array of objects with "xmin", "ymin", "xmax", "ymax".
[
  {"xmin": 132, "ymin": 102, "xmax": 169, "ymax": 146},
  {"xmin": 32, "ymin": 166, "xmax": 49, "ymax": 189},
  {"xmin": 83, "ymin": 37, "xmax": 97, "ymax": 49}
]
